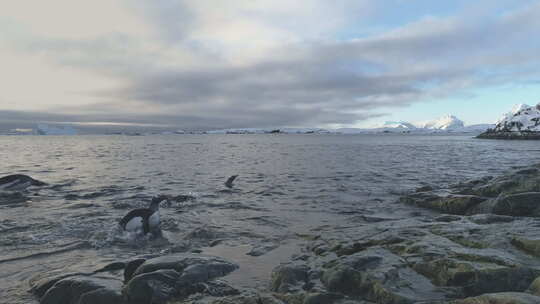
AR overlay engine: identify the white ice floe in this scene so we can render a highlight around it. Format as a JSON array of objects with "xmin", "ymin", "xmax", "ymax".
[{"xmin": 36, "ymin": 124, "xmax": 78, "ymax": 135}]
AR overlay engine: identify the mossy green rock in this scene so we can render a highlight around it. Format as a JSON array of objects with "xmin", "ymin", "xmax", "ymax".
[
  {"xmin": 413, "ymin": 258, "xmax": 540, "ymax": 297},
  {"xmin": 451, "ymin": 292, "xmax": 540, "ymax": 304},
  {"xmin": 400, "ymin": 193, "xmax": 485, "ymax": 215},
  {"xmin": 511, "ymin": 237, "xmax": 540, "ymax": 257}
]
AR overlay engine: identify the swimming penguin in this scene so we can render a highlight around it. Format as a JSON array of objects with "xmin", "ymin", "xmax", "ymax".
[
  {"xmin": 225, "ymin": 175, "xmax": 238, "ymax": 188},
  {"xmin": 119, "ymin": 195, "xmax": 168, "ymax": 235},
  {"xmin": 0, "ymin": 174, "xmax": 46, "ymax": 191}
]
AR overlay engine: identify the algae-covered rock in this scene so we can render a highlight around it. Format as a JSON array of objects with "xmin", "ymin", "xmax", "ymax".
[
  {"xmin": 413, "ymin": 258, "xmax": 539, "ymax": 297},
  {"xmin": 492, "ymin": 193, "xmax": 540, "ymax": 216},
  {"xmin": 321, "ymin": 247, "xmax": 449, "ymax": 304},
  {"xmin": 511, "ymin": 237, "xmax": 540, "ymax": 257},
  {"xmin": 209, "ymin": 292, "xmax": 285, "ymax": 304},
  {"xmin": 400, "ymin": 192, "xmax": 485, "ymax": 215},
  {"xmin": 270, "ymin": 263, "xmax": 310, "ymax": 293},
  {"xmin": 452, "ymin": 292, "xmax": 540, "ymax": 304}
]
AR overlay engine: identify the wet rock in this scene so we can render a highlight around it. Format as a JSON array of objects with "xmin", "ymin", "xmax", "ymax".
[
  {"xmin": 209, "ymin": 292, "xmax": 285, "ymax": 304},
  {"xmin": 308, "ymin": 240, "xmax": 331, "ymax": 255},
  {"xmin": 527, "ymin": 276, "xmax": 540, "ymax": 296},
  {"xmin": 334, "ymin": 235, "xmax": 406, "ymax": 256},
  {"xmin": 94, "ymin": 262, "xmax": 126, "ymax": 273},
  {"xmin": 401, "ymin": 166, "xmax": 540, "ymax": 217},
  {"xmin": 473, "ymin": 180, "xmax": 521, "ymax": 197},
  {"xmin": 303, "ymin": 292, "xmax": 344, "ymax": 304},
  {"xmin": 131, "ymin": 254, "xmax": 238, "ymax": 279},
  {"xmin": 123, "ymin": 269, "xmax": 181, "ymax": 304},
  {"xmin": 435, "ymin": 215, "xmax": 462, "ymax": 222},
  {"xmin": 38, "ymin": 275, "xmax": 123, "ymax": 304},
  {"xmin": 471, "ymin": 170, "xmax": 540, "ymax": 197},
  {"xmin": 246, "ymin": 242, "xmax": 279, "ymax": 257},
  {"xmin": 270, "ymin": 263, "xmax": 311, "ymax": 293},
  {"xmin": 321, "ymin": 247, "xmax": 449, "ymax": 303},
  {"xmin": 491, "ymin": 192, "xmax": 540, "ymax": 216},
  {"xmin": 468, "ymin": 192, "xmax": 540, "ymax": 216},
  {"xmin": 511, "ymin": 237, "xmax": 540, "ymax": 257},
  {"xmin": 400, "ymin": 192, "xmax": 485, "ymax": 215},
  {"xmin": 124, "ymin": 258, "xmax": 147, "ymax": 282},
  {"xmin": 467, "ymin": 214, "xmax": 514, "ymax": 224},
  {"xmin": 413, "ymin": 259, "xmax": 540, "ymax": 297},
  {"xmin": 0, "ymin": 174, "xmax": 46, "ymax": 190},
  {"xmin": 0, "ymin": 192, "xmax": 29, "ymax": 204},
  {"xmin": 124, "ymin": 254, "xmax": 238, "ymax": 303},
  {"xmin": 30, "ymin": 272, "xmax": 85, "ymax": 298},
  {"xmin": 451, "ymin": 292, "xmax": 540, "ymax": 304},
  {"xmin": 416, "ymin": 185, "xmax": 434, "ymax": 193},
  {"xmin": 185, "ymin": 226, "xmax": 224, "ymax": 246}
]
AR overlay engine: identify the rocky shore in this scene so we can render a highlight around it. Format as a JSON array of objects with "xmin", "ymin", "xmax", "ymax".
[
  {"xmin": 477, "ymin": 130, "xmax": 540, "ymax": 140},
  {"xmin": 27, "ymin": 164, "xmax": 540, "ymax": 304}
]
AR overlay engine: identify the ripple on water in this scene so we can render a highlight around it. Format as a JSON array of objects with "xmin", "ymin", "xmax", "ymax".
[{"xmin": 1, "ymin": 134, "xmax": 540, "ymax": 303}]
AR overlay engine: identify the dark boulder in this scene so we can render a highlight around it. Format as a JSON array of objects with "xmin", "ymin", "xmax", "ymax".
[{"xmin": 38, "ymin": 275, "xmax": 123, "ymax": 304}]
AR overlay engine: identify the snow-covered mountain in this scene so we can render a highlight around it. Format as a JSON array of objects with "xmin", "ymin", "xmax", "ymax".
[
  {"xmin": 205, "ymin": 115, "xmax": 492, "ymax": 135},
  {"xmin": 335, "ymin": 115, "xmax": 492, "ymax": 134},
  {"xmin": 478, "ymin": 102, "xmax": 540, "ymax": 139},
  {"xmin": 378, "ymin": 121, "xmax": 417, "ymax": 129},
  {"xmin": 416, "ymin": 114, "xmax": 465, "ymax": 130},
  {"xmin": 493, "ymin": 103, "xmax": 540, "ymax": 132}
]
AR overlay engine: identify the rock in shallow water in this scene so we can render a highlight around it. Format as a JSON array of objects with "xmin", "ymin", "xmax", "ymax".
[
  {"xmin": 400, "ymin": 165, "xmax": 540, "ymax": 217},
  {"xmin": 123, "ymin": 269, "xmax": 181, "ymax": 304},
  {"xmin": 270, "ymin": 263, "xmax": 310, "ymax": 293},
  {"xmin": 451, "ymin": 292, "xmax": 540, "ymax": 304},
  {"xmin": 124, "ymin": 253, "xmax": 239, "ymax": 303},
  {"xmin": 400, "ymin": 192, "xmax": 486, "ymax": 215},
  {"xmin": 0, "ymin": 174, "xmax": 46, "ymax": 190},
  {"xmin": 39, "ymin": 275, "xmax": 123, "ymax": 304},
  {"xmin": 31, "ymin": 253, "xmax": 239, "ymax": 304}
]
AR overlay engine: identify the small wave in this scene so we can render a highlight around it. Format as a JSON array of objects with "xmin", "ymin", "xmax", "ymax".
[{"xmin": 89, "ymin": 224, "xmax": 170, "ymax": 249}]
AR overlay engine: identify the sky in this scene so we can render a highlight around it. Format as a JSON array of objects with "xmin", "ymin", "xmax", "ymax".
[{"xmin": 1, "ymin": 0, "xmax": 540, "ymax": 130}]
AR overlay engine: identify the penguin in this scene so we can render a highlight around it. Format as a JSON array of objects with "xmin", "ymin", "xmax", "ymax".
[
  {"xmin": 0, "ymin": 174, "xmax": 46, "ymax": 191},
  {"xmin": 119, "ymin": 195, "xmax": 168, "ymax": 235},
  {"xmin": 225, "ymin": 175, "xmax": 238, "ymax": 188}
]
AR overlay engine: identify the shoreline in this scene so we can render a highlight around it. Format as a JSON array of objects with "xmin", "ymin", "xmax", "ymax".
[{"xmin": 26, "ymin": 163, "xmax": 540, "ymax": 303}]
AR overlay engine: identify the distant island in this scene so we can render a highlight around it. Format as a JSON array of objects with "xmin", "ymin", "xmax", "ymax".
[
  {"xmin": 478, "ymin": 103, "xmax": 540, "ymax": 139},
  {"xmin": 6, "ymin": 107, "xmax": 540, "ymax": 136}
]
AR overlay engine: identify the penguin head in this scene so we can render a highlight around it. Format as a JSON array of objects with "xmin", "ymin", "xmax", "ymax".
[{"xmin": 150, "ymin": 195, "xmax": 168, "ymax": 211}]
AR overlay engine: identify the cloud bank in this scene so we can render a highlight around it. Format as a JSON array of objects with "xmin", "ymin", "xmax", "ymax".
[{"xmin": 1, "ymin": 1, "xmax": 540, "ymax": 129}]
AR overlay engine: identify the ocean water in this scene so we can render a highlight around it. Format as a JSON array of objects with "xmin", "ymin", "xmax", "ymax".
[{"xmin": 1, "ymin": 134, "xmax": 540, "ymax": 303}]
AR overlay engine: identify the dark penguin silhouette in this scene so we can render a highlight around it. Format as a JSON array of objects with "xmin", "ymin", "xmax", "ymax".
[
  {"xmin": 119, "ymin": 195, "xmax": 168, "ymax": 235},
  {"xmin": 0, "ymin": 174, "xmax": 46, "ymax": 190},
  {"xmin": 225, "ymin": 175, "xmax": 238, "ymax": 188}
]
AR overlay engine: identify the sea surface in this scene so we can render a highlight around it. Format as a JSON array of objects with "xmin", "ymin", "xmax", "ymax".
[{"xmin": 1, "ymin": 134, "xmax": 540, "ymax": 303}]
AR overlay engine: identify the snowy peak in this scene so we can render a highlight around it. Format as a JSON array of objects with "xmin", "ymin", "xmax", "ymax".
[
  {"xmin": 379, "ymin": 121, "xmax": 417, "ymax": 129},
  {"xmin": 417, "ymin": 115, "xmax": 465, "ymax": 130},
  {"xmin": 492, "ymin": 103, "xmax": 540, "ymax": 132}
]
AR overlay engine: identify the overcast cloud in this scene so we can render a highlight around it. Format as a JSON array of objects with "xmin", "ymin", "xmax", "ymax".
[{"xmin": 1, "ymin": 0, "xmax": 539, "ymax": 130}]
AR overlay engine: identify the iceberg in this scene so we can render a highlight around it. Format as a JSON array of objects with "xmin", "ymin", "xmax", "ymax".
[{"xmin": 36, "ymin": 124, "xmax": 78, "ymax": 135}]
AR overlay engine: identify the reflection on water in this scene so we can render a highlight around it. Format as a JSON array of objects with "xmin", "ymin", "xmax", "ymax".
[{"xmin": 1, "ymin": 134, "xmax": 540, "ymax": 303}]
